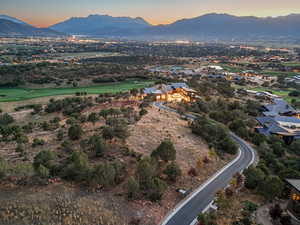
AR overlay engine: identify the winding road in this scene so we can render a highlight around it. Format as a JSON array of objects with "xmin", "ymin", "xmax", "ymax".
[{"xmin": 154, "ymin": 102, "xmax": 257, "ymax": 225}]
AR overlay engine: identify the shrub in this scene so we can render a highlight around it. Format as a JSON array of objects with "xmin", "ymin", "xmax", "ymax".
[
  {"xmin": 0, "ymin": 113, "xmax": 14, "ymax": 125},
  {"xmin": 164, "ymin": 162, "xmax": 182, "ymax": 182},
  {"xmin": 151, "ymin": 139, "xmax": 176, "ymax": 162},
  {"xmin": 127, "ymin": 176, "xmax": 140, "ymax": 199},
  {"xmin": 68, "ymin": 124, "xmax": 83, "ymax": 140}
]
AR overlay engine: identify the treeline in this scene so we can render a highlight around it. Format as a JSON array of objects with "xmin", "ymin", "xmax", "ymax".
[
  {"xmin": 0, "ymin": 62, "xmax": 141, "ymax": 86},
  {"xmin": 81, "ymin": 55, "xmax": 186, "ymax": 65}
]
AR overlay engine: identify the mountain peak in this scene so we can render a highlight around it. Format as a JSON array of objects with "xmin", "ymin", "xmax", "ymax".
[{"xmin": 0, "ymin": 15, "xmax": 28, "ymax": 25}]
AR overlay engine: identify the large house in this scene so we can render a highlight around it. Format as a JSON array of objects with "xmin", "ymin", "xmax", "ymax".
[
  {"xmin": 143, "ymin": 83, "xmax": 199, "ymax": 103},
  {"xmin": 256, "ymin": 116, "xmax": 300, "ymax": 144},
  {"xmin": 256, "ymin": 99, "xmax": 300, "ymax": 144},
  {"xmin": 262, "ymin": 99, "xmax": 300, "ymax": 118},
  {"xmin": 286, "ymin": 179, "xmax": 300, "ymax": 221}
]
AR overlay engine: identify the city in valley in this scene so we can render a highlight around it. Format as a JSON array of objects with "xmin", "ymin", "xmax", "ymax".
[{"xmin": 0, "ymin": 5, "xmax": 300, "ymax": 225}]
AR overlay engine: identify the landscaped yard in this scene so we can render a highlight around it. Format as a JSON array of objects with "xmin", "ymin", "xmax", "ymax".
[{"xmin": 0, "ymin": 80, "xmax": 153, "ymax": 102}]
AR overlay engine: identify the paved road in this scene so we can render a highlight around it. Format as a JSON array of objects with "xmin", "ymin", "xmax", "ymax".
[{"xmin": 154, "ymin": 102, "xmax": 256, "ymax": 225}]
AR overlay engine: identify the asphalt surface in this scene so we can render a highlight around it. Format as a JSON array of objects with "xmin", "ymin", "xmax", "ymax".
[{"xmin": 154, "ymin": 102, "xmax": 256, "ymax": 225}]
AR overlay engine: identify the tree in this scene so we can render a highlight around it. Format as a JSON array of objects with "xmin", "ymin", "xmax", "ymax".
[
  {"xmin": 36, "ymin": 164, "xmax": 50, "ymax": 178},
  {"xmin": 136, "ymin": 157, "xmax": 157, "ymax": 190},
  {"xmin": 259, "ymin": 176, "xmax": 284, "ymax": 200},
  {"xmin": 272, "ymin": 141, "xmax": 286, "ymax": 157},
  {"xmin": 88, "ymin": 112, "xmax": 99, "ymax": 125},
  {"xmin": 102, "ymin": 126, "xmax": 114, "ymax": 140},
  {"xmin": 0, "ymin": 158, "xmax": 8, "ymax": 179},
  {"xmin": 91, "ymin": 163, "xmax": 116, "ymax": 188},
  {"xmin": 88, "ymin": 135, "xmax": 107, "ymax": 157},
  {"xmin": 280, "ymin": 215, "xmax": 292, "ymax": 225},
  {"xmin": 57, "ymin": 129, "xmax": 64, "ymax": 141},
  {"xmin": 139, "ymin": 108, "xmax": 148, "ymax": 117},
  {"xmin": 0, "ymin": 113, "xmax": 14, "ymax": 125},
  {"xmin": 99, "ymin": 109, "xmax": 109, "ymax": 120},
  {"xmin": 244, "ymin": 166, "xmax": 265, "ymax": 189},
  {"xmin": 127, "ymin": 176, "xmax": 140, "ymax": 199},
  {"xmin": 164, "ymin": 162, "xmax": 182, "ymax": 182},
  {"xmin": 68, "ymin": 124, "xmax": 83, "ymax": 140},
  {"xmin": 151, "ymin": 140, "xmax": 176, "ymax": 162},
  {"xmin": 218, "ymin": 137, "xmax": 238, "ymax": 155},
  {"xmin": 269, "ymin": 204, "xmax": 282, "ymax": 220},
  {"xmin": 147, "ymin": 177, "xmax": 167, "ymax": 202},
  {"xmin": 62, "ymin": 151, "xmax": 89, "ymax": 181},
  {"xmin": 33, "ymin": 150, "xmax": 56, "ymax": 174},
  {"xmin": 32, "ymin": 104, "xmax": 43, "ymax": 115}
]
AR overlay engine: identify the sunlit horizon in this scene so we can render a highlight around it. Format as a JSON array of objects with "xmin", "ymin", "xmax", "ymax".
[{"xmin": 1, "ymin": 0, "xmax": 300, "ymax": 28}]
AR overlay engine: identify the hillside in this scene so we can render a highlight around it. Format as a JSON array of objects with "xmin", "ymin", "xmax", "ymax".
[{"xmin": 0, "ymin": 19, "xmax": 63, "ymax": 37}]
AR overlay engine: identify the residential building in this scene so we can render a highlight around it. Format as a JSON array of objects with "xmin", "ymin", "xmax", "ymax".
[
  {"xmin": 286, "ymin": 179, "xmax": 300, "ymax": 222},
  {"xmin": 143, "ymin": 83, "xmax": 199, "ymax": 103}
]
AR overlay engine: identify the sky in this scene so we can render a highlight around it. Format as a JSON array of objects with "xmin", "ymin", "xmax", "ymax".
[{"xmin": 1, "ymin": 0, "xmax": 300, "ymax": 27}]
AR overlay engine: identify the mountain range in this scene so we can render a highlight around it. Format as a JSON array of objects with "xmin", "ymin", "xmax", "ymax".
[
  {"xmin": 1, "ymin": 13, "xmax": 300, "ymax": 41},
  {"xmin": 50, "ymin": 14, "xmax": 150, "ymax": 36},
  {"xmin": 0, "ymin": 17, "xmax": 62, "ymax": 37}
]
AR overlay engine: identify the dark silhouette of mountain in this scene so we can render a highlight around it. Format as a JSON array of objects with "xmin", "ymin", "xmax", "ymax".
[
  {"xmin": 0, "ymin": 19, "xmax": 63, "ymax": 37},
  {"xmin": 0, "ymin": 15, "xmax": 28, "ymax": 25},
  {"xmin": 146, "ymin": 13, "xmax": 300, "ymax": 40},
  {"xmin": 49, "ymin": 13, "xmax": 300, "ymax": 41},
  {"xmin": 50, "ymin": 14, "xmax": 151, "ymax": 36}
]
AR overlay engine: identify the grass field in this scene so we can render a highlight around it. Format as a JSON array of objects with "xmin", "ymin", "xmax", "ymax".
[
  {"xmin": 0, "ymin": 80, "xmax": 153, "ymax": 102},
  {"xmin": 262, "ymin": 71, "xmax": 299, "ymax": 77}
]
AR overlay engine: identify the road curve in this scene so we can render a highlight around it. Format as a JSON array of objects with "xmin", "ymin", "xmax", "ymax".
[{"xmin": 154, "ymin": 102, "xmax": 256, "ymax": 225}]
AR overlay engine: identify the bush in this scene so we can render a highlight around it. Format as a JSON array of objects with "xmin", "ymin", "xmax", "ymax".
[
  {"xmin": 61, "ymin": 151, "xmax": 89, "ymax": 181},
  {"xmin": 151, "ymin": 139, "xmax": 176, "ymax": 162},
  {"xmin": 91, "ymin": 163, "xmax": 116, "ymax": 187},
  {"xmin": 88, "ymin": 135, "xmax": 107, "ymax": 157},
  {"xmin": 136, "ymin": 157, "xmax": 157, "ymax": 190},
  {"xmin": 32, "ymin": 138, "xmax": 45, "ymax": 147},
  {"xmin": 127, "ymin": 176, "xmax": 140, "ymax": 199},
  {"xmin": 0, "ymin": 158, "xmax": 8, "ymax": 179},
  {"xmin": 259, "ymin": 176, "xmax": 284, "ymax": 200},
  {"xmin": 244, "ymin": 166, "xmax": 265, "ymax": 189},
  {"xmin": 164, "ymin": 162, "xmax": 182, "ymax": 182},
  {"xmin": 36, "ymin": 164, "xmax": 50, "ymax": 178},
  {"xmin": 68, "ymin": 124, "xmax": 83, "ymax": 140},
  {"xmin": 0, "ymin": 113, "xmax": 14, "ymax": 125},
  {"xmin": 139, "ymin": 108, "xmax": 148, "ymax": 117},
  {"xmin": 147, "ymin": 177, "xmax": 167, "ymax": 202}
]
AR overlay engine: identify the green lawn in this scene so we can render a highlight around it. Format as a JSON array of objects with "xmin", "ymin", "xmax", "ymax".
[
  {"xmin": 282, "ymin": 62, "xmax": 300, "ymax": 67},
  {"xmin": 262, "ymin": 71, "xmax": 299, "ymax": 77},
  {"xmin": 0, "ymin": 80, "xmax": 153, "ymax": 102},
  {"xmin": 235, "ymin": 84, "xmax": 297, "ymax": 103}
]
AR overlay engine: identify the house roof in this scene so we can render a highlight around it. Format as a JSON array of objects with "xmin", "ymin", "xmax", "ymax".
[
  {"xmin": 143, "ymin": 87, "xmax": 162, "ymax": 94},
  {"xmin": 170, "ymin": 83, "xmax": 189, "ymax": 89},
  {"xmin": 144, "ymin": 83, "xmax": 190, "ymax": 95},
  {"xmin": 264, "ymin": 99, "xmax": 296, "ymax": 115},
  {"xmin": 256, "ymin": 116, "xmax": 275, "ymax": 126},
  {"xmin": 256, "ymin": 116, "xmax": 300, "ymax": 136},
  {"xmin": 286, "ymin": 179, "xmax": 300, "ymax": 192},
  {"xmin": 274, "ymin": 116, "xmax": 300, "ymax": 124}
]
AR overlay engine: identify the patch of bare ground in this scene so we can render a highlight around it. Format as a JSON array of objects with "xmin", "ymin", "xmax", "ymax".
[
  {"xmin": 126, "ymin": 105, "xmax": 234, "ymax": 225},
  {"xmin": 0, "ymin": 183, "xmax": 128, "ymax": 225}
]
